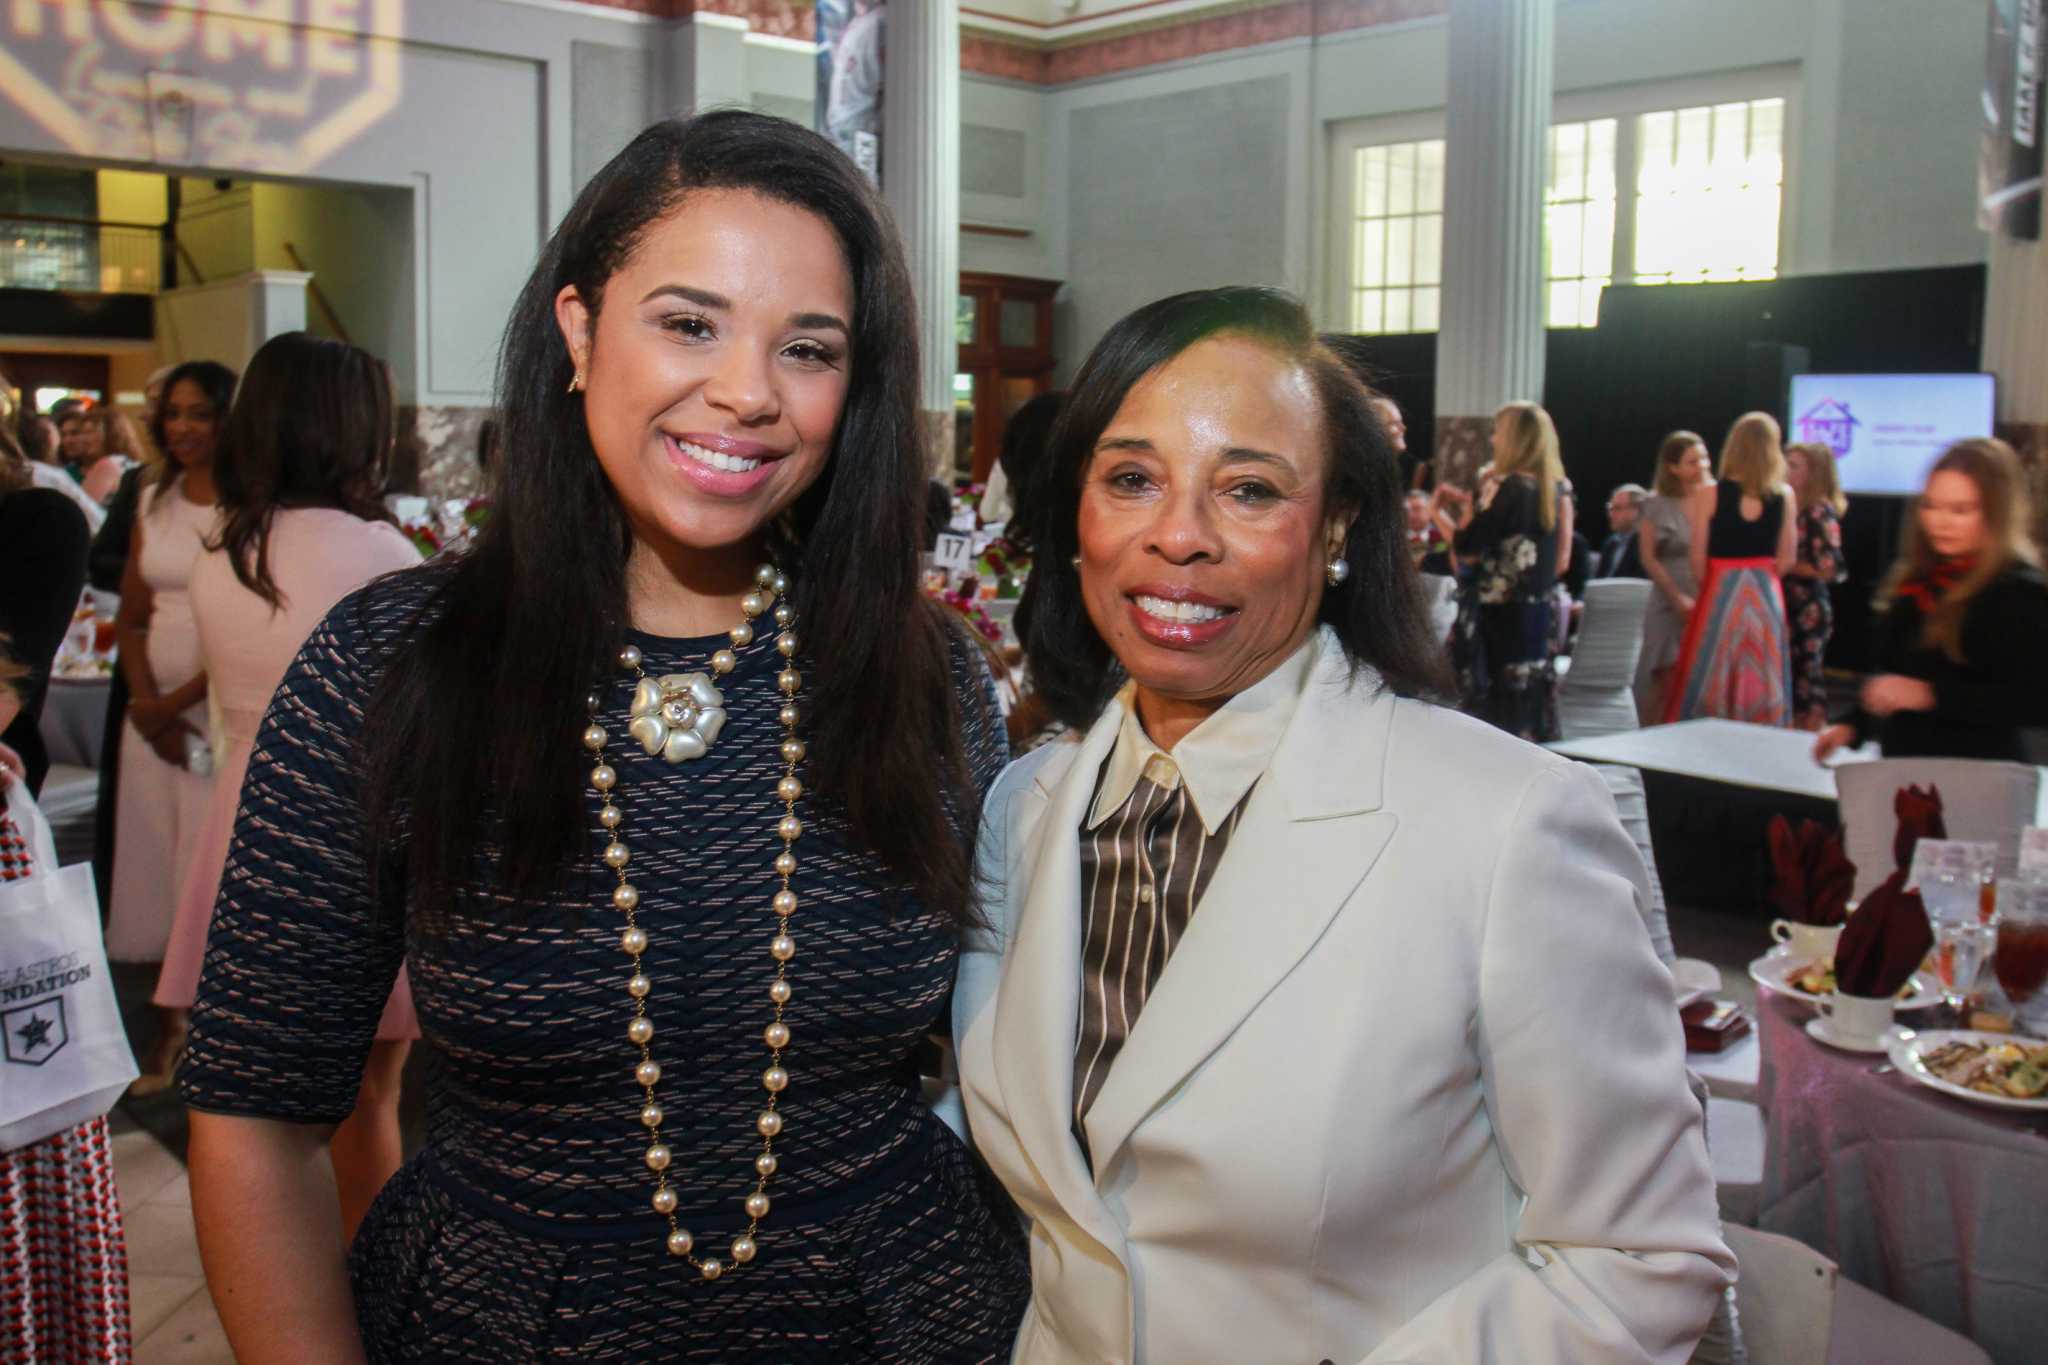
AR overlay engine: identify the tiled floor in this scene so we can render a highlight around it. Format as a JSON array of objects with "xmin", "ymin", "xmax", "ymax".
[{"xmin": 108, "ymin": 1110, "xmax": 230, "ymax": 1362}]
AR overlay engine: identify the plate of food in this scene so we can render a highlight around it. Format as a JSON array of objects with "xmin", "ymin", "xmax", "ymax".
[
  {"xmin": 1884, "ymin": 1029, "xmax": 2048, "ymax": 1111},
  {"xmin": 1746, "ymin": 949, "xmax": 1940, "ymax": 1012}
]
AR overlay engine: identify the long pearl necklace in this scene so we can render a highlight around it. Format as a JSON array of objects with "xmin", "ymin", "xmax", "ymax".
[{"xmin": 582, "ymin": 563, "xmax": 803, "ymax": 1280}]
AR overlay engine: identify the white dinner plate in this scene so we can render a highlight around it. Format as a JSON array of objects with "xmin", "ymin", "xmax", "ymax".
[
  {"xmin": 1884, "ymin": 1028, "xmax": 2048, "ymax": 1112},
  {"xmin": 1746, "ymin": 949, "xmax": 1940, "ymax": 1013}
]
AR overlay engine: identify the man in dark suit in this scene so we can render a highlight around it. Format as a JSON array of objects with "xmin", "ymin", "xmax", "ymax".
[{"xmin": 1595, "ymin": 483, "xmax": 1648, "ymax": 579}]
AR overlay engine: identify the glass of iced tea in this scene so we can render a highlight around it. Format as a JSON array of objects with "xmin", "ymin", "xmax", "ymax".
[{"xmin": 1993, "ymin": 877, "xmax": 2048, "ymax": 1029}]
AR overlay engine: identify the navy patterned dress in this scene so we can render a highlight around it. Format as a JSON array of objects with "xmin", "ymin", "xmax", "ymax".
[
  {"xmin": 178, "ymin": 569, "xmax": 1029, "ymax": 1361},
  {"xmin": 1451, "ymin": 473, "xmax": 1561, "ymax": 743}
]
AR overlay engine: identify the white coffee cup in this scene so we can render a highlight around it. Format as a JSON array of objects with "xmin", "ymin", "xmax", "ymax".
[
  {"xmin": 1818, "ymin": 991, "xmax": 1894, "ymax": 1043},
  {"xmin": 1771, "ymin": 919, "xmax": 1843, "ymax": 963}
]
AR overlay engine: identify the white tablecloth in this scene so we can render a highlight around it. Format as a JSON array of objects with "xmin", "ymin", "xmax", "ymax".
[
  {"xmin": 39, "ymin": 675, "xmax": 110, "ymax": 770},
  {"xmin": 1548, "ymin": 718, "xmax": 1876, "ymax": 801},
  {"xmin": 1757, "ymin": 997, "xmax": 2048, "ymax": 1364}
]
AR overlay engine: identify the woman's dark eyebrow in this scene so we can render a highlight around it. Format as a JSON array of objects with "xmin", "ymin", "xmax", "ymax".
[
  {"xmin": 789, "ymin": 312, "xmax": 849, "ymax": 335},
  {"xmin": 640, "ymin": 283, "xmax": 728, "ymax": 309},
  {"xmin": 1095, "ymin": 436, "xmax": 1154, "ymax": 454},
  {"xmin": 1219, "ymin": 447, "xmax": 1288, "ymax": 468}
]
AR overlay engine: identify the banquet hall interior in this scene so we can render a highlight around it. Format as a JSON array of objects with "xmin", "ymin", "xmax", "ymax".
[{"xmin": 1, "ymin": 0, "xmax": 2046, "ymax": 1361}]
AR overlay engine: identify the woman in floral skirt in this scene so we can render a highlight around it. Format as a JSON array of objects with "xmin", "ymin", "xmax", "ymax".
[{"xmin": 1783, "ymin": 442, "xmax": 1848, "ymax": 730}]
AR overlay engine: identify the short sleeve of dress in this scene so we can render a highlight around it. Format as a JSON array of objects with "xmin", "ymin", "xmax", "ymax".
[
  {"xmin": 177, "ymin": 584, "xmax": 407, "ymax": 1124},
  {"xmin": 946, "ymin": 619, "xmax": 1012, "ymax": 808}
]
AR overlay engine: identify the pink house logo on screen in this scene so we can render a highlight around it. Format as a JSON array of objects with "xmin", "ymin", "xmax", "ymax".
[{"xmin": 1796, "ymin": 398, "xmax": 1860, "ymax": 459}]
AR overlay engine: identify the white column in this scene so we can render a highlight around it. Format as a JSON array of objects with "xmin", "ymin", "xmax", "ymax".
[
  {"xmin": 882, "ymin": 0, "xmax": 961, "ymax": 475},
  {"xmin": 1983, "ymin": 231, "xmax": 2048, "ymax": 529},
  {"xmin": 1433, "ymin": 0, "xmax": 1554, "ymax": 486}
]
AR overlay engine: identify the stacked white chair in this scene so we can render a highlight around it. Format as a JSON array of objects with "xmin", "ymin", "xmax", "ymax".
[
  {"xmin": 1557, "ymin": 579, "xmax": 1673, "ymax": 960},
  {"xmin": 1558, "ymin": 578, "xmax": 1654, "ymax": 740}
]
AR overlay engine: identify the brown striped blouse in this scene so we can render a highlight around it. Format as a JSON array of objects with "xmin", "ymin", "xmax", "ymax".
[{"xmin": 1070, "ymin": 641, "xmax": 1318, "ymax": 1150}]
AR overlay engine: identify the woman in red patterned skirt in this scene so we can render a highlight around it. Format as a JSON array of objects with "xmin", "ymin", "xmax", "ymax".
[{"xmin": 0, "ymin": 651, "xmax": 134, "ymax": 1362}]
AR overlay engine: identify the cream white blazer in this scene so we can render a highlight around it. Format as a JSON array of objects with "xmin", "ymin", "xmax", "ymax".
[{"xmin": 955, "ymin": 637, "xmax": 1734, "ymax": 1364}]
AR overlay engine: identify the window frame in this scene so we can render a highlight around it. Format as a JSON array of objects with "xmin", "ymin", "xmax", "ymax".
[{"xmin": 1323, "ymin": 64, "xmax": 1800, "ymax": 332}]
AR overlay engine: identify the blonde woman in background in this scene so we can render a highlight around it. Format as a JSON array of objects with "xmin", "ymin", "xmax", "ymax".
[
  {"xmin": 1783, "ymin": 442, "xmax": 1850, "ymax": 730},
  {"xmin": 1634, "ymin": 431, "xmax": 1711, "ymax": 723},
  {"xmin": 1663, "ymin": 412, "xmax": 1797, "ymax": 724},
  {"xmin": 1444, "ymin": 400, "xmax": 1566, "ymax": 741}
]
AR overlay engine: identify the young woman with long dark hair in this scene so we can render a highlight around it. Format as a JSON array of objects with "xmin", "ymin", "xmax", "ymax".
[
  {"xmin": 155, "ymin": 332, "xmax": 421, "ymax": 1243},
  {"xmin": 177, "ymin": 112, "xmax": 1027, "ymax": 1360},
  {"xmin": 104, "ymin": 358, "xmax": 236, "ymax": 1091}
]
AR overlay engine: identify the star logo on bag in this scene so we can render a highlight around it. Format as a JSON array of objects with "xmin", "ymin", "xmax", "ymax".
[
  {"xmin": 17, "ymin": 1014, "xmax": 53, "ymax": 1052},
  {"xmin": 2, "ymin": 997, "xmax": 68, "ymax": 1067}
]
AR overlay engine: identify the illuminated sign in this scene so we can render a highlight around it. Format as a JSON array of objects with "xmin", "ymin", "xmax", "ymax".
[{"xmin": 0, "ymin": 0, "xmax": 404, "ymax": 174}]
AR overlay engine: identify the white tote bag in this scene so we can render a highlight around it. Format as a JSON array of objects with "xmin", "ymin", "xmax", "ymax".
[{"xmin": 0, "ymin": 779, "xmax": 138, "ymax": 1151}]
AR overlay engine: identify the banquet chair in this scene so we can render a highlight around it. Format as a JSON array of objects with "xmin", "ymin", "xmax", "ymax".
[
  {"xmin": 1557, "ymin": 577, "xmax": 1652, "ymax": 740},
  {"xmin": 1724, "ymin": 1225, "xmax": 1992, "ymax": 1365},
  {"xmin": 1834, "ymin": 758, "xmax": 2048, "ymax": 900}
]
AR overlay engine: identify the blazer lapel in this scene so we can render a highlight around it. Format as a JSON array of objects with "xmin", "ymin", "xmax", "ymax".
[
  {"xmin": 1081, "ymin": 648, "xmax": 1401, "ymax": 1171},
  {"xmin": 991, "ymin": 706, "xmax": 1130, "ymax": 1258}
]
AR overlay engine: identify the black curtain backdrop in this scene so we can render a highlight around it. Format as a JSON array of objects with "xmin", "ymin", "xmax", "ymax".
[{"xmin": 1339, "ymin": 263, "xmax": 1988, "ymax": 673}]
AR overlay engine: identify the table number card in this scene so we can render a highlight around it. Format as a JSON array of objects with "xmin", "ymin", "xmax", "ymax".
[{"xmin": 932, "ymin": 532, "xmax": 974, "ymax": 575}]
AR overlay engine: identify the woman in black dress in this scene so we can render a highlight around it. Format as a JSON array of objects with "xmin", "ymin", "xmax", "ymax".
[
  {"xmin": 1814, "ymin": 438, "xmax": 2048, "ymax": 762},
  {"xmin": 179, "ymin": 113, "xmax": 1028, "ymax": 1361},
  {"xmin": 1445, "ymin": 400, "xmax": 1564, "ymax": 742}
]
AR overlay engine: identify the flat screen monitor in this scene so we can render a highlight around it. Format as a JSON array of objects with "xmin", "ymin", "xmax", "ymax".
[{"xmin": 1785, "ymin": 373, "xmax": 1995, "ymax": 496}]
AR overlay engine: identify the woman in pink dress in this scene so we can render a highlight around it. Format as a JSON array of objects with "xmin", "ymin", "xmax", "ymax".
[
  {"xmin": 105, "ymin": 361, "xmax": 232, "ymax": 1090},
  {"xmin": 156, "ymin": 333, "xmax": 421, "ymax": 1239}
]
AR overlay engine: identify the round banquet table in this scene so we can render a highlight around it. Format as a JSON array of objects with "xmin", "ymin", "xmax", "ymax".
[
  {"xmin": 1756, "ymin": 994, "xmax": 2048, "ymax": 1365},
  {"xmin": 39, "ymin": 674, "xmax": 111, "ymax": 769}
]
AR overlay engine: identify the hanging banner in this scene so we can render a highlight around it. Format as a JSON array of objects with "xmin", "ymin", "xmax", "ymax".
[
  {"xmin": 0, "ymin": 0, "xmax": 405, "ymax": 176},
  {"xmin": 1980, "ymin": 0, "xmax": 2043, "ymax": 238},
  {"xmin": 817, "ymin": 0, "xmax": 884, "ymax": 185}
]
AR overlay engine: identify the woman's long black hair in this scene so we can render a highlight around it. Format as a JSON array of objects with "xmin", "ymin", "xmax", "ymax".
[
  {"xmin": 210, "ymin": 332, "xmax": 394, "ymax": 610},
  {"xmin": 1025, "ymin": 286, "xmax": 1453, "ymax": 730},
  {"xmin": 146, "ymin": 359, "xmax": 237, "ymax": 508},
  {"xmin": 362, "ymin": 111, "xmax": 988, "ymax": 927}
]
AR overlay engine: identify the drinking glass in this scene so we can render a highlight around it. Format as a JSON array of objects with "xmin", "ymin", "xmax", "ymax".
[
  {"xmin": 1912, "ymin": 842, "xmax": 1999, "ymax": 1011},
  {"xmin": 1994, "ymin": 877, "xmax": 2048, "ymax": 1031}
]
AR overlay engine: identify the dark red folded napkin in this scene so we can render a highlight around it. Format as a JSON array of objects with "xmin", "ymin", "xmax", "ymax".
[
  {"xmin": 1891, "ymin": 783, "xmax": 1946, "ymax": 873},
  {"xmin": 1767, "ymin": 816, "xmax": 1856, "ymax": 926},
  {"xmin": 1833, "ymin": 870, "xmax": 1932, "ymax": 998}
]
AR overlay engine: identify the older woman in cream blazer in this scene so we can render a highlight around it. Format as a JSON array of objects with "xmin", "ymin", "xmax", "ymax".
[{"xmin": 956, "ymin": 288, "xmax": 1732, "ymax": 1365}]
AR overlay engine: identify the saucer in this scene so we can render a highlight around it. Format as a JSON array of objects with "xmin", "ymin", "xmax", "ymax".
[{"xmin": 1804, "ymin": 1016, "xmax": 1891, "ymax": 1054}]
